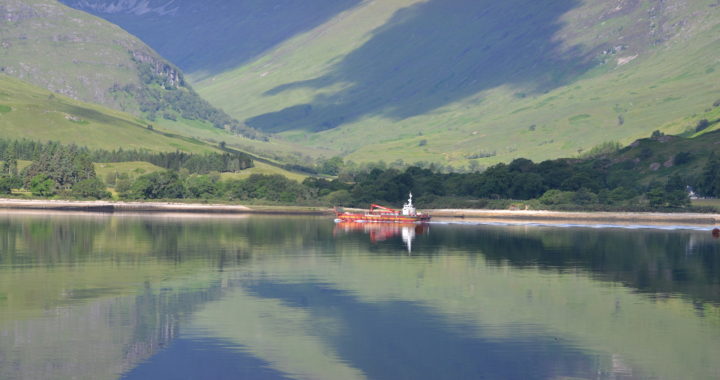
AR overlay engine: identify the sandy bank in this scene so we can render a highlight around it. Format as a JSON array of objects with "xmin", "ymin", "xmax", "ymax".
[
  {"xmin": 428, "ymin": 209, "xmax": 720, "ymax": 226},
  {"xmin": 0, "ymin": 198, "xmax": 329, "ymax": 215}
]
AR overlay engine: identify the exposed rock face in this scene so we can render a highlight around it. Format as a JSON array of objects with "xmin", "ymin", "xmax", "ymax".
[{"xmin": 131, "ymin": 49, "xmax": 184, "ymax": 88}]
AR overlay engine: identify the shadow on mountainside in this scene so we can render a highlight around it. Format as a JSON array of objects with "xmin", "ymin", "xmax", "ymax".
[
  {"xmin": 60, "ymin": 0, "xmax": 362, "ymax": 77},
  {"xmin": 246, "ymin": 0, "xmax": 596, "ymax": 133}
]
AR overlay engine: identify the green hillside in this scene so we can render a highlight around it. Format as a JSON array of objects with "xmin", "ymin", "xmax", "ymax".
[
  {"xmin": 194, "ymin": 0, "xmax": 720, "ymax": 167},
  {"xmin": 0, "ymin": 0, "xmax": 260, "ymax": 139},
  {"xmin": 0, "ymin": 74, "xmax": 214, "ymax": 153},
  {"xmin": 591, "ymin": 121, "xmax": 720, "ymax": 188}
]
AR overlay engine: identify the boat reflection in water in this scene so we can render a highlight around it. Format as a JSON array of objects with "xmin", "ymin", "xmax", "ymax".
[{"xmin": 333, "ymin": 221, "xmax": 429, "ymax": 252}]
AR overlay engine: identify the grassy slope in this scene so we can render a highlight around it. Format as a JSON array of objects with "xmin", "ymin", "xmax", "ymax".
[
  {"xmin": 0, "ymin": 74, "xmax": 216, "ymax": 153},
  {"xmin": 94, "ymin": 160, "xmax": 309, "ymax": 183},
  {"xmin": 220, "ymin": 161, "xmax": 308, "ymax": 182},
  {"xmin": 93, "ymin": 161, "xmax": 165, "ymax": 179},
  {"xmin": 195, "ymin": 0, "xmax": 720, "ymax": 167},
  {"xmin": 151, "ymin": 117, "xmax": 332, "ymax": 163},
  {"xmin": 0, "ymin": 74, "xmax": 309, "ymax": 180}
]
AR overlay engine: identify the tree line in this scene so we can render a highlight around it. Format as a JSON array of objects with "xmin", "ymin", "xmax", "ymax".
[
  {"xmin": 2, "ymin": 139, "xmax": 718, "ymax": 211},
  {"xmin": 86, "ymin": 154, "xmax": 716, "ymax": 210},
  {"xmin": 0, "ymin": 139, "xmax": 253, "ymax": 174}
]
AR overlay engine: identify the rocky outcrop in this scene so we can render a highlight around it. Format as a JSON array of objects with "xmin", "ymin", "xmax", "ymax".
[{"xmin": 131, "ymin": 49, "xmax": 184, "ymax": 88}]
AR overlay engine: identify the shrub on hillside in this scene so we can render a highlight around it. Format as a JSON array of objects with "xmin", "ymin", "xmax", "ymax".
[
  {"xmin": 674, "ymin": 151, "xmax": 693, "ymax": 165},
  {"xmin": 696, "ymin": 119, "xmax": 711, "ymax": 133}
]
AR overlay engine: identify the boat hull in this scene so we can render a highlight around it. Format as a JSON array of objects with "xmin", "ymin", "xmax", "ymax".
[{"xmin": 335, "ymin": 213, "xmax": 430, "ymax": 223}]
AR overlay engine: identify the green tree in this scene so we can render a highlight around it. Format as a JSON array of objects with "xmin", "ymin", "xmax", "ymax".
[
  {"xmin": 0, "ymin": 176, "xmax": 12, "ymax": 194},
  {"xmin": 2, "ymin": 145, "xmax": 18, "ymax": 176},
  {"xmin": 571, "ymin": 188, "xmax": 598, "ymax": 205},
  {"xmin": 185, "ymin": 174, "xmax": 220, "ymax": 198},
  {"xmin": 509, "ymin": 172, "xmax": 545, "ymax": 199},
  {"xmin": 605, "ymin": 187, "xmax": 637, "ymax": 204},
  {"xmin": 698, "ymin": 152, "xmax": 720, "ymax": 197},
  {"xmin": 225, "ymin": 174, "xmax": 310, "ymax": 202},
  {"xmin": 0, "ymin": 175, "xmax": 22, "ymax": 194},
  {"xmin": 325, "ymin": 189, "xmax": 353, "ymax": 206},
  {"xmin": 128, "ymin": 171, "xmax": 186, "ymax": 199},
  {"xmin": 72, "ymin": 178, "xmax": 111, "ymax": 199},
  {"xmin": 665, "ymin": 190, "xmax": 690, "ymax": 208},
  {"xmin": 538, "ymin": 189, "xmax": 574, "ymax": 205},
  {"xmin": 29, "ymin": 174, "xmax": 56, "ymax": 197},
  {"xmin": 646, "ymin": 186, "xmax": 666, "ymax": 208},
  {"xmin": 319, "ymin": 156, "xmax": 344, "ymax": 176}
]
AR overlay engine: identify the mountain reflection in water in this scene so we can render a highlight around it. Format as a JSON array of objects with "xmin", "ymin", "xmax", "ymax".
[{"xmin": 0, "ymin": 213, "xmax": 718, "ymax": 379}]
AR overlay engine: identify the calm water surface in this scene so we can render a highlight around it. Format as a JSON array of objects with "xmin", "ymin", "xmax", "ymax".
[{"xmin": 0, "ymin": 212, "xmax": 719, "ymax": 379}]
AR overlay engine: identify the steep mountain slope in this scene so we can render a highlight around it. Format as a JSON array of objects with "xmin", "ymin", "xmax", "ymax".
[
  {"xmin": 0, "ymin": 0, "xmax": 258, "ymax": 138},
  {"xmin": 0, "ymin": 74, "xmax": 215, "ymax": 153},
  {"xmin": 58, "ymin": 0, "xmax": 362, "ymax": 79},
  {"xmin": 189, "ymin": 0, "xmax": 720, "ymax": 166}
]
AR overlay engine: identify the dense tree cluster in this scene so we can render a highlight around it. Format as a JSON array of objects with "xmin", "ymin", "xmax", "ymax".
[
  {"xmin": 118, "ymin": 172, "xmax": 315, "ymax": 203},
  {"xmin": 4, "ymin": 142, "xmax": 109, "ymax": 198},
  {"xmin": 0, "ymin": 139, "xmax": 254, "ymax": 174},
  {"xmin": 93, "ymin": 150, "xmax": 253, "ymax": 174},
  {"xmin": 23, "ymin": 143, "xmax": 97, "ymax": 190},
  {"xmin": 95, "ymin": 157, "xmax": 703, "ymax": 210},
  {"xmin": 332, "ymin": 159, "xmax": 696, "ymax": 209}
]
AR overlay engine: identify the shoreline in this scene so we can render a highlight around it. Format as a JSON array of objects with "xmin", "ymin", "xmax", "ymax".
[
  {"xmin": 1, "ymin": 198, "xmax": 719, "ymax": 226},
  {"xmin": 429, "ymin": 209, "xmax": 720, "ymax": 226},
  {"xmin": 0, "ymin": 198, "xmax": 328, "ymax": 215}
]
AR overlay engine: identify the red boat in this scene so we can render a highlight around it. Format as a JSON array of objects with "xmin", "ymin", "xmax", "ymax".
[{"xmin": 335, "ymin": 193, "xmax": 431, "ymax": 223}]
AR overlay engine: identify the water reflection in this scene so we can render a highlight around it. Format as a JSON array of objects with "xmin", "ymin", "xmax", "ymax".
[
  {"xmin": 0, "ymin": 213, "xmax": 718, "ymax": 379},
  {"xmin": 243, "ymin": 281, "xmax": 601, "ymax": 380},
  {"xmin": 333, "ymin": 222, "xmax": 429, "ymax": 253}
]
